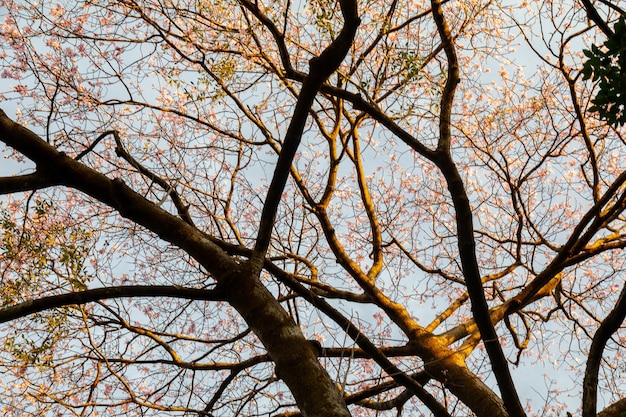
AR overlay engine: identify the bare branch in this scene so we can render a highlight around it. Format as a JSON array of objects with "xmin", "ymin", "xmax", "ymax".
[{"xmin": 0, "ymin": 285, "xmax": 225, "ymax": 324}]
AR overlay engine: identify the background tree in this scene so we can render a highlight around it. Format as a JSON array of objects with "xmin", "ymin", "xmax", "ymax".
[
  {"xmin": 0, "ymin": 0, "xmax": 625, "ymax": 416},
  {"xmin": 582, "ymin": 11, "xmax": 626, "ymax": 127}
]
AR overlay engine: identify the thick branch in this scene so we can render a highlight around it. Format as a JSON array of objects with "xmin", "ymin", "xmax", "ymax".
[
  {"xmin": 276, "ymin": 270, "xmax": 452, "ymax": 417},
  {"xmin": 580, "ymin": 0, "xmax": 614, "ymax": 37},
  {"xmin": 0, "ymin": 109, "xmax": 236, "ymax": 280},
  {"xmin": 0, "ymin": 172, "xmax": 57, "ymax": 194},
  {"xmin": 598, "ymin": 398, "xmax": 626, "ymax": 417},
  {"xmin": 429, "ymin": 0, "xmax": 524, "ymax": 415},
  {"xmin": 582, "ymin": 283, "xmax": 626, "ymax": 417},
  {"xmin": 250, "ymin": 0, "xmax": 360, "ymax": 265}
]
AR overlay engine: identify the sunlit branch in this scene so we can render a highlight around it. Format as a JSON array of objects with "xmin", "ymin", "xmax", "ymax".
[
  {"xmin": 347, "ymin": 117, "xmax": 384, "ymax": 281},
  {"xmin": 311, "ymin": 204, "xmax": 425, "ymax": 336},
  {"xmin": 565, "ymin": 234, "xmax": 626, "ymax": 266},
  {"xmin": 442, "ymin": 273, "xmax": 563, "ymax": 345},
  {"xmin": 512, "ymin": 172, "xmax": 626, "ymax": 308},
  {"xmin": 274, "ymin": 267, "xmax": 452, "ymax": 417},
  {"xmin": 313, "ymin": 93, "xmax": 344, "ymax": 208},
  {"xmin": 426, "ymin": 293, "xmax": 469, "ymax": 333}
]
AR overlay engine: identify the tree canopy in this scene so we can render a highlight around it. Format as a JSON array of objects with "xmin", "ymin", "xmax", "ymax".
[{"xmin": 0, "ymin": 0, "xmax": 625, "ymax": 416}]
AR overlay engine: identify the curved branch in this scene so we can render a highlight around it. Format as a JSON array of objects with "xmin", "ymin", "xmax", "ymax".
[
  {"xmin": 74, "ymin": 130, "xmax": 114, "ymax": 161},
  {"xmin": 113, "ymin": 131, "xmax": 194, "ymax": 226},
  {"xmin": 582, "ymin": 283, "xmax": 626, "ymax": 417},
  {"xmin": 0, "ymin": 285, "xmax": 225, "ymax": 324},
  {"xmin": 349, "ymin": 120, "xmax": 383, "ymax": 280}
]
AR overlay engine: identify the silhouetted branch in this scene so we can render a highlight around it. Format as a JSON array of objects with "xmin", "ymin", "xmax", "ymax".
[
  {"xmin": 0, "ymin": 285, "xmax": 226, "ymax": 324},
  {"xmin": 582, "ymin": 283, "xmax": 626, "ymax": 417}
]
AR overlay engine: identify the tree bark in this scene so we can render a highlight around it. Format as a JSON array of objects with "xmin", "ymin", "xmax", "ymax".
[{"xmin": 598, "ymin": 398, "xmax": 626, "ymax": 417}]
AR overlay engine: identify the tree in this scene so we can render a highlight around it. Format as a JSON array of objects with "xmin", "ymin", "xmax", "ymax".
[{"xmin": 0, "ymin": 0, "xmax": 625, "ymax": 416}]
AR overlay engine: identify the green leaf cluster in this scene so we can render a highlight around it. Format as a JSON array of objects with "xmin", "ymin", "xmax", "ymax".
[
  {"xmin": 0, "ymin": 199, "xmax": 93, "ymax": 305},
  {"xmin": 0, "ymin": 200, "xmax": 94, "ymax": 367},
  {"xmin": 4, "ymin": 310, "xmax": 71, "ymax": 367},
  {"xmin": 582, "ymin": 15, "xmax": 626, "ymax": 127}
]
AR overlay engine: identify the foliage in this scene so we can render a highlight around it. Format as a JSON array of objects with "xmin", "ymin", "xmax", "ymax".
[{"xmin": 582, "ymin": 15, "xmax": 626, "ymax": 127}]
